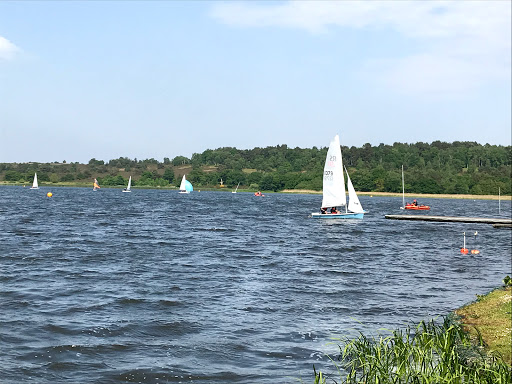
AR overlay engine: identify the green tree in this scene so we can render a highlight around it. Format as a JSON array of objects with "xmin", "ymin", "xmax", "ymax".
[{"xmin": 163, "ymin": 168, "xmax": 174, "ymax": 183}]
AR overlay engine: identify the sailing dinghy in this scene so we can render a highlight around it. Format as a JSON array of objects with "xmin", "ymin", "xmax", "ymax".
[
  {"xmin": 311, "ymin": 134, "xmax": 366, "ymax": 219},
  {"xmin": 30, "ymin": 173, "xmax": 39, "ymax": 190},
  {"xmin": 400, "ymin": 165, "xmax": 430, "ymax": 210},
  {"xmin": 93, "ymin": 178, "xmax": 101, "ymax": 191},
  {"xmin": 122, "ymin": 176, "xmax": 132, "ymax": 193},
  {"xmin": 179, "ymin": 175, "xmax": 193, "ymax": 194}
]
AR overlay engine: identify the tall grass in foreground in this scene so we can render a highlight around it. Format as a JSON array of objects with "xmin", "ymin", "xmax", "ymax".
[{"xmin": 314, "ymin": 317, "xmax": 511, "ymax": 384}]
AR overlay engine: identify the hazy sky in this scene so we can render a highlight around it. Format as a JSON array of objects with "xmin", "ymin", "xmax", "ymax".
[{"xmin": 1, "ymin": 1, "xmax": 510, "ymax": 163}]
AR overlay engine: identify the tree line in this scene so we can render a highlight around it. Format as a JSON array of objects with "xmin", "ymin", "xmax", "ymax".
[{"xmin": 1, "ymin": 141, "xmax": 510, "ymax": 195}]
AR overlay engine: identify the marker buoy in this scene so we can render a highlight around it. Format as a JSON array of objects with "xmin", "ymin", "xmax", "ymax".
[
  {"xmin": 460, "ymin": 232, "xmax": 468, "ymax": 254},
  {"xmin": 47, "ymin": 192, "xmax": 53, "ymax": 198}
]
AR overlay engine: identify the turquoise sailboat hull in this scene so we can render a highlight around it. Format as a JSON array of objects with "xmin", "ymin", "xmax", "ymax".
[{"xmin": 311, "ymin": 211, "xmax": 365, "ymax": 219}]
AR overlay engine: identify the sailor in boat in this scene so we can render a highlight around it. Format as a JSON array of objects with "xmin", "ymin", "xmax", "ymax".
[
  {"xmin": 412, "ymin": 199, "xmax": 418, "ymax": 206},
  {"xmin": 330, "ymin": 207, "xmax": 339, "ymax": 214},
  {"xmin": 320, "ymin": 207, "xmax": 327, "ymax": 214}
]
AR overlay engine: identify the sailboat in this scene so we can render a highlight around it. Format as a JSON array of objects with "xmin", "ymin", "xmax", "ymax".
[
  {"xmin": 178, "ymin": 174, "xmax": 193, "ymax": 194},
  {"xmin": 122, "ymin": 176, "xmax": 132, "ymax": 193},
  {"xmin": 30, "ymin": 173, "xmax": 39, "ymax": 190},
  {"xmin": 311, "ymin": 134, "xmax": 366, "ymax": 219},
  {"xmin": 400, "ymin": 165, "xmax": 430, "ymax": 210},
  {"xmin": 232, "ymin": 182, "xmax": 240, "ymax": 194},
  {"xmin": 93, "ymin": 178, "xmax": 101, "ymax": 191}
]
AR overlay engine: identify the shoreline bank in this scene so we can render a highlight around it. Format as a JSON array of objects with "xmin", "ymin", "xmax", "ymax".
[
  {"xmin": 455, "ymin": 284, "xmax": 512, "ymax": 365},
  {"xmin": 314, "ymin": 283, "xmax": 512, "ymax": 383},
  {"xmin": 282, "ymin": 189, "xmax": 511, "ymax": 201}
]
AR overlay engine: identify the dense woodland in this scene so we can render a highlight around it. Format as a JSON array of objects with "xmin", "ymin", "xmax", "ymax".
[{"xmin": 1, "ymin": 141, "xmax": 511, "ymax": 195}]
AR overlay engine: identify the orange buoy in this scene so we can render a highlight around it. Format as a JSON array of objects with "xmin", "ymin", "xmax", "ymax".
[
  {"xmin": 47, "ymin": 192, "xmax": 53, "ymax": 198},
  {"xmin": 471, "ymin": 249, "xmax": 480, "ymax": 254},
  {"xmin": 461, "ymin": 248, "xmax": 469, "ymax": 254}
]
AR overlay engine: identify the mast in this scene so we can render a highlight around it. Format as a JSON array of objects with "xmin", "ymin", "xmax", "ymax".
[
  {"xmin": 401, "ymin": 165, "xmax": 405, "ymax": 208},
  {"xmin": 499, "ymin": 187, "xmax": 501, "ymax": 214}
]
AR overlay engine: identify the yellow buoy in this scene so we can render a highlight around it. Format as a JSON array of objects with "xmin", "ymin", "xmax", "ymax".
[{"xmin": 47, "ymin": 192, "xmax": 53, "ymax": 198}]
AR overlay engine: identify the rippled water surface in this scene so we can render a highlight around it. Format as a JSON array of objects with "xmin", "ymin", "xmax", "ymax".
[{"xmin": 1, "ymin": 186, "xmax": 511, "ymax": 383}]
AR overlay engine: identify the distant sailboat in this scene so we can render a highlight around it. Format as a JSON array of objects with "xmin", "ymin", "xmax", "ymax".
[
  {"xmin": 400, "ymin": 165, "xmax": 430, "ymax": 210},
  {"xmin": 232, "ymin": 182, "xmax": 240, "ymax": 194},
  {"xmin": 179, "ymin": 175, "xmax": 193, "ymax": 194},
  {"xmin": 311, "ymin": 134, "xmax": 366, "ymax": 219},
  {"xmin": 122, "ymin": 176, "xmax": 132, "ymax": 193},
  {"xmin": 30, "ymin": 173, "xmax": 39, "ymax": 190},
  {"xmin": 93, "ymin": 178, "xmax": 101, "ymax": 191}
]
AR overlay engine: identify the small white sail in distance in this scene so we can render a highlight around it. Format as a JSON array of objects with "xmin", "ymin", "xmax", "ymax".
[
  {"xmin": 123, "ymin": 176, "xmax": 132, "ymax": 192},
  {"xmin": 179, "ymin": 175, "xmax": 191, "ymax": 193},
  {"xmin": 30, "ymin": 173, "xmax": 39, "ymax": 189}
]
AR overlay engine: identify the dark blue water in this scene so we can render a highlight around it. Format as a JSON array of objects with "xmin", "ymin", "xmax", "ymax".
[{"xmin": 1, "ymin": 186, "xmax": 511, "ymax": 383}]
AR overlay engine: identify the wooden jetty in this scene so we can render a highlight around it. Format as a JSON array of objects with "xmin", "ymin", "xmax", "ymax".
[
  {"xmin": 493, "ymin": 223, "xmax": 512, "ymax": 229},
  {"xmin": 385, "ymin": 215, "xmax": 512, "ymax": 226}
]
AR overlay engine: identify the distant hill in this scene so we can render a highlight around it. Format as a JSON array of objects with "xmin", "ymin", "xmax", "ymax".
[{"xmin": 1, "ymin": 141, "xmax": 510, "ymax": 195}]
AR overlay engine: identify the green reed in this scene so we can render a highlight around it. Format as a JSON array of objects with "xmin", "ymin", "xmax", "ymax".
[{"xmin": 314, "ymin": 317, "xmax": 511, "ymax": 384}]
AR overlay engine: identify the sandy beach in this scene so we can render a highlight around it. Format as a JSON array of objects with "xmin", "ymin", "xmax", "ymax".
[{"xmin": 281, "ymin": 189, "xmax": 511, "ymax": 201}]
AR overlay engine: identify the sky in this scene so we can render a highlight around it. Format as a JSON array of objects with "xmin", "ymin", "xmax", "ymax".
[{"xmin": 0, "ymin": 1, "xmax": 510, "ymax": 164}]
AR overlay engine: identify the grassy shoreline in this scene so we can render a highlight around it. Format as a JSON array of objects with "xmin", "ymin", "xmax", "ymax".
[
  {"xmin": 314, "ymin": 283, "xmax": 512, "ymax": 383},
  {"xmin": 455, "ymin": 285, "xmax": 512, "ymax": 365},
  {"xmin": 282, "ymin": 189, "xmax": 511, "ymax": 201}
]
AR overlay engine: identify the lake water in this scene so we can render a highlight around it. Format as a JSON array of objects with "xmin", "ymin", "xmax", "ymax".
[{"xmin": 1, "ymin": 186, "xmax": 511, "ymax": 383}]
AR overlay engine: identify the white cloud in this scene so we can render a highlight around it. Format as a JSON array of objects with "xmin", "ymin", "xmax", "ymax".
[
  {"xmin": 0, "ymin": 36, "xmax": 20, "ymax": 60},
  {"xmin": 211, "ymin": 1, "xmax": 511, "ymax": 95}
]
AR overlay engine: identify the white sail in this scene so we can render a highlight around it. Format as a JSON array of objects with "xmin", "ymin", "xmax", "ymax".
[
  {"xmin": 346, "ymin": 169, "xmax": 364, "ymax": 213},
  {"xmin": 180, "ymin": 175, "xmax": 192, "ymax": 193},
  {"xmin": 321, "ymin": 135, "xmax": 346, "ymax": 208},
  {"xmin": 179, "ymin": 175, "xmax": 186, "ymax": 191},
  {"xmin": 123, "ymin": 176, "xmax": 132, "ymax": 192},
  {"xmin": 30, "ymin": 173, "xmax": 39, "ymax": 189},
  {"xmin": 232, "ymin": 182, "xmax": 240, "ymax": 193}
]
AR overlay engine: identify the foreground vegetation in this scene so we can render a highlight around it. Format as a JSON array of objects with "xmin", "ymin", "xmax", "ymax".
[
  {"xmin": 456, "ymin": 283, "xmax": 512, "ymax": 365},
  {"xmin": 1, "ymin": 141, "xmax": 510, "ymax": 195},
  {"xmin": 313, "ymin": 284, "xmax": 512, "ymax": 383}
]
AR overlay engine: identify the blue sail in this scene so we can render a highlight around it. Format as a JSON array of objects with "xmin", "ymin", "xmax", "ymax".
[{"xmin": 185, "ymin": 180, "xmax": 193, "ymax": 192}]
